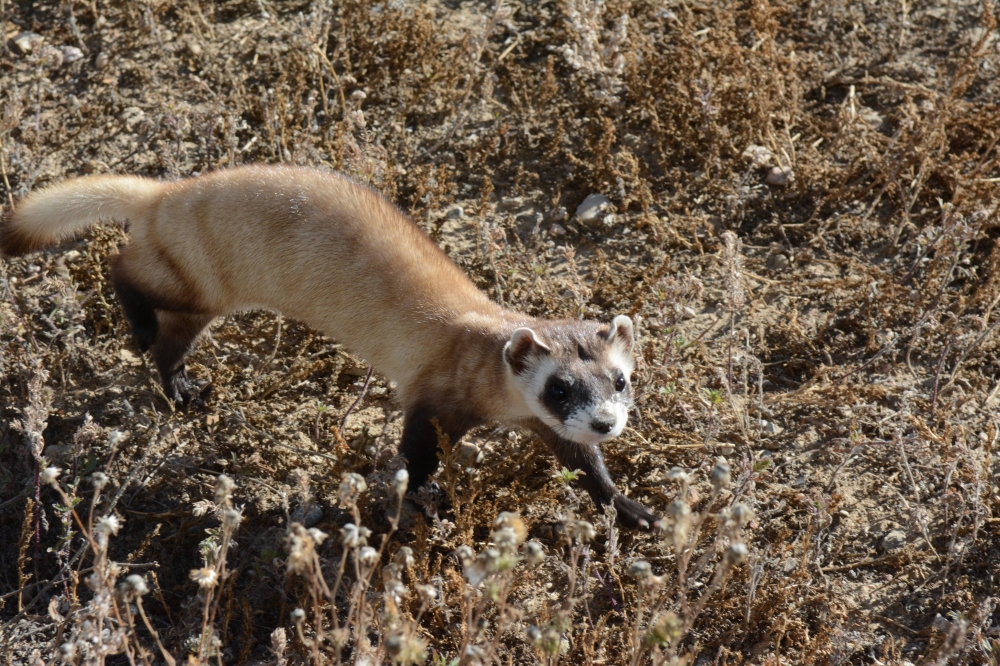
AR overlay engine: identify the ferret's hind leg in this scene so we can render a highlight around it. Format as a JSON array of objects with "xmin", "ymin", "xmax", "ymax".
[
  {"xmin": 110, "ymin": 255, "xmax": 159, "ymax": 351},
  {"xmin": 152, "ymin": 311, "xmax": 215, "ymax": 407}
]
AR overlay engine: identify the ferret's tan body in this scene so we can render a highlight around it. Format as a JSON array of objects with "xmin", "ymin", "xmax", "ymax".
[{"xmin": 1, "ymin": 165, "xmax": 660, "ymax": 529}]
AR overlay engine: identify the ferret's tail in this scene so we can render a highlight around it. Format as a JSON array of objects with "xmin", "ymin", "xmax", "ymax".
[{"xmin": 1, "ymin": 175, "xmax": 164, "ymax": 256}]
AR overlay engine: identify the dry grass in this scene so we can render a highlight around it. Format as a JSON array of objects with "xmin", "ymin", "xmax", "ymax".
[{"xmin": 2, "ymin": 0, "xmax": 1000, "ymax": 663}]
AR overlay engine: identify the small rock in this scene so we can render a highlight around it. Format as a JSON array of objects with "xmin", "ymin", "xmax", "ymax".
[
  {"xmin": 290, "ymin": 504, "xmax": 323, "ymax": 528},
  {"xmin": 575, "ymin": 193, "xmax": 614, "ymax": 226},
  {"xmin": 546, "ymin": 206, "xmax": 567, "ymax": 223},
  {"xmin": 882, "ymin": 530, "xmax": 907, "ymax": 551},
  {"xmin": 682, "ymin": 306, "xmax": 697, "ymax": 320},
  {"xmin": 13, "ymin": 31, "xmax": 42, "ymax": 55},
  {"xmin": 94, "ymin": 52, "xmax": 109, "ymax": 69},
  {"xmin": 766, "ymin": 166, "xmax": 794, "ymax": 186},
  {"xmin": 766, "ymin": 253, "xmax": 790, "ymax": 270},
  {"xmin": 761, "ymin": 420, "xmax": 784, "ymax": 436},
  {"xmin": 456, "ymin": 442, "xmax": 483, "ymax": 465},
  {"xmin": 446, "ymin": 205, "xmax": 464, "ymax": 220},
  {"xmin": 43, "ymin": 444, "xmax": 73, "ymax": 462},
  {"xmin": 548, "ymin": 224, "xmax": 566, "ymax": 237},
  {"xmin": 61, "ymin": 46, "xmax": 84, "ymax": 64},
  {"xmin": 742, "ymin": 143, "xmax": 773, "ymax": 168},
  {"xmin": 185, "ymin": 37, "xmax": 203, "ymax": 57},
  {"xmin": 121, "ymin": 107, "xmax": 145, "ymax": 130},
  {"xmin": 497, "ymin": 197, "xmax": 526, "ymax": 212},
  {"xmin": 119, "ymin": 349, "xmax": 141, "ymax": 365}
]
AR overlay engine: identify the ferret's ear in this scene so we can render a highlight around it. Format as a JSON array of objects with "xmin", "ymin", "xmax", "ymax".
[
  {"xmin": 504, "ymin": 327, "xmax": 551, "ymax": 375},
  {"xmin": 608, "ymin": 315, "xmax": 634, "ymax": 354}
]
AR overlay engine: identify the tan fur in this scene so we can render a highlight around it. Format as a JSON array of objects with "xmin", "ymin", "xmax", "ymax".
[
  {"xmin": 4, "ymin": 166, "xmax": 528, "ymax": 409},
  {"xmin": 2, "ymin": 164, "xmax": 660, "ymax": 529}
]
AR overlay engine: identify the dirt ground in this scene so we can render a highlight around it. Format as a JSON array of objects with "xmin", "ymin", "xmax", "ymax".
[{"xmin": 2, "ymin": 0, "xmax": 1000, "ymax": 664}]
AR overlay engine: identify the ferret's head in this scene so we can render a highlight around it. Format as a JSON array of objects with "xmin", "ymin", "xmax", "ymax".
[{"xmin": 504, "ymin": 315, "xmax": 635, "ymax": 445}]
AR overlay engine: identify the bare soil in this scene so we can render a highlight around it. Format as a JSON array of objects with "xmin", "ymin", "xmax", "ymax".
[{"xmin": 2, "ymin": 0, "xmax": 1000, "ymax": 664}]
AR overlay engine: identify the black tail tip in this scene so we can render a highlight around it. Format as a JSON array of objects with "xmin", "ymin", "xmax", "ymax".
[{"xmin": 0, "ymin": 207, "xmax": 35, "ymax": 257}]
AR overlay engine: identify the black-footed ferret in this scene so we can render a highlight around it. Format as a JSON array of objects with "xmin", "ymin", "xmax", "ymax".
[{"xmin": 1, "ymin": 165, "xmax": 661, "ymax": 529}]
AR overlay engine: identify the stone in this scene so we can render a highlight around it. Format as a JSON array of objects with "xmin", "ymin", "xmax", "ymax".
[
  {"xmin": 766, "ymin": 253, "xmax": 790, "ymax": 270},
  {"xmin": 761, "ymin": 420, "xmax": 784, "ymax": 436},
  {"xmin": 882, "ymin": 530, "xmax": 906, "ymax": 551},
  {"xmin": 290, "ymin": 504, "xmax": 323, "ymax": 528},
  {"xmin": 12, "ymin": 31, "xmax": 42, "ymax": 55},
  {"xmin": 546, "ymin": 206, "xmax": 568, "ymax": 223},
  {"xmin": 575, "ymin": 194, "xmax": 613, "ymax": 226},
  {"xmin": 446, "ymin": 205, "xmax": 464, "ymax": 220},
  {"xmin": 61, "ymin": 46, "xmax": 84, "ymax": 64},
  {"xmin": 766, "ymin": 166, "xmax": 794, "ymax": 186},
  {"xmin": 742, "ymin": 144, "xmax": 773, "ymax": 168},
  {"xmin": 456, "ymin": 441, "xmax": 483, "ymax": 465}
]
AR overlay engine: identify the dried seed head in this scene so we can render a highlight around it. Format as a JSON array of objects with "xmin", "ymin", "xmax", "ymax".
[
  {"xmin": 573, "ymin": 520, "xmax": 596, "ymax": 543},
  {"xmin": 91, "ymin": 471, "xmax": 109, "ymax": 490},
  {"xmin": 728, "ymin": 503, "xmax": 754, "ymax": 528},
  {"xmin": 214, "ymin": 474, "xmax": 235, "ymax": 505},
  {"xmin": 95, "ymin": 515, "xmax": 122, "ymax": 537},
  {"xmin": 338, "ymin": 472, "xmax": 368, "ymax": 506},
  {"xmin": 190, "ymin": 567, "xmax": 219, "ymax": 588},
  {"xmin": 359, "ymin": 546, "xmax": 378, "ymax": 568},
  {"xmin": 393, "ymin": 546, "xmax": 414, "ymax": 568},
  {"xmin": 711, "ymin": 458, "xmax": 731, "ymax": 491},
  {"xmin": 524, "ymin": 540, "xmax": 546, "ymax": 566},
  {"xmin": 307, "ymin": 527, "xmax": 328, "ymax": 545},
  {"xmin": 385, "ymin": 631, "xmax": 428, "ymax": 666},
  {"xmin": 415, "ymin": 583, "xmax": 437, "ymax": 605},
  {"xmin": 645, "ymin": 611, "xmax": 683, "ymax": 647},
  {"xmin": 725, "ymin": 541, "xmax": 749, "ymax": 566},
  {"xmin": 666, "ymin": 467, "xmax": 690, "ymax": 486},
  {"xmin": 341, "ymin": 523, "xmax": 364, "ymax": 549},
  {"xmin": 384, "ymin": 579, "xmax": 408, "ymax": 604},
  {"xmin": 40, "ymin": 466, "xmax": 61, "ymax": 486},
  {"xmin": 491, "ymin": 512, "xmax": 527, "ymax": 549},
  {"xmin": 124, "ymin": 574, "xmax": 149, "ymax": 597},
  {"xmin": 58, "ymin": 642, "xmax": 78, "ymax": 662},
  {"xmin": 667, "ymin": 499, "xmax": 692, "ymax": 549},
  {"xmin": 270, "ymin": 627, "xmax": 286, "ymax": 658},
  {"xmin": 628, "ymin": 560, "xmax": 652, "ymax": 579},
  {"xmin": 391, "ymin": 469, "xmax": 409, "ymax": 499},
  {"xmin": 224, "ymin": 509, "xmax": 243, "ymax": 529},
  {"xmin": 454, "ymin": 545, "xmax": 476, "ymax": 568},
  {"xmin": 285, "ymin": 523, "xmax": 316, "ymax": 574}
]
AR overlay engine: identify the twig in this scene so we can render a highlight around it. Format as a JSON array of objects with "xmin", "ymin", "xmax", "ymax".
[{"xmin": 338, "ymin": 364, "xmax": 373, "ymax": 437}]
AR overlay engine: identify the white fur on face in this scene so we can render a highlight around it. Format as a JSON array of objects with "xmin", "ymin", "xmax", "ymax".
[
  {"xmin": 507, "ymin": 355, "xmax": 565, "ymax": 430},
  {"xmin": 561, "ymin": 399, "xmax": 629, "ymax": 444},
  {"xmin": 608, "ymin": 344, "xmax": 635, "ymax": 376},
  {"xmin": 505, "ymin": 341, "xmax": 634, "ymax": 444}
]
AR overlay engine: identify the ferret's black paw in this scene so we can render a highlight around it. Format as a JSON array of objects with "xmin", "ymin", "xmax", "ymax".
[
  {"xmin": 613, "ymin": 493, "xmax": 661, "ymax": 532},
  {"xmin": 166, "ymin": 372, "xmax": 212, "ymax": 409}
]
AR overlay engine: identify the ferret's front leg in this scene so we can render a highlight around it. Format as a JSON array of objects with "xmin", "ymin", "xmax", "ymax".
[{"xmin": 537, "ymin": 426, "xmax": 661, "ymax": 531}]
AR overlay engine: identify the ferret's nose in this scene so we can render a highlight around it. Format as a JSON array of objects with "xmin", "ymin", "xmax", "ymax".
[{"xmin": 591, "ymin": 420, "xmax": 614, "ymax": 435}]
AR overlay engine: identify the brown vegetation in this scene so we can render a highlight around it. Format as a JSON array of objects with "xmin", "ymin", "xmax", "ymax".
[{"xmin": 2, "ymin": 0, "xmax": 1000, "ymax": 663}]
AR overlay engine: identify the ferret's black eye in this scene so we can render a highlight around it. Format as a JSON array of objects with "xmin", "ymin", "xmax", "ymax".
[
  {"xmin": 548, "ymin": 380, "xmax": 569, "ymax": 402},
  {"xmin": 615, "ymin": 373, "xmax": 627, "ymax": 392}
]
